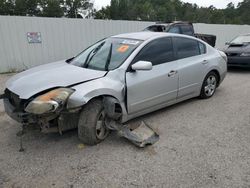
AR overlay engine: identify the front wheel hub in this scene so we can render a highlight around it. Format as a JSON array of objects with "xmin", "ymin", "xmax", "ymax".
[{"xmin": 96, "ymin": 111, "xmax": 109, "ymax": 140}]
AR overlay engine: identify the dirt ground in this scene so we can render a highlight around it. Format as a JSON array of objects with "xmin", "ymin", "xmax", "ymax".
[{"xmin": 0, "ymin": 69, "xmax": 250, "ymax": 188}]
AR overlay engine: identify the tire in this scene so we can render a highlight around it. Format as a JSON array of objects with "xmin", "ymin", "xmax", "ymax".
[
  {"xmin": 78, "ymin": 99, "xmax": 110, "ymax": 145},
  {"xmin": 199, "ymin": 72, "xmax": 218, "ymax": 99}
]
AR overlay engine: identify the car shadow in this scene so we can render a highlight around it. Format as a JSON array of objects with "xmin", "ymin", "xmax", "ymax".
[{"xmin": 125, "ymin": 97, "xmax": 198, "ymax": 125}]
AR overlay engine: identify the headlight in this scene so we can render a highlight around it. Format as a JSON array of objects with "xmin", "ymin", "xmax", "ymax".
[
  {"xmin": 25, "ymin": 88, "xmax": 74, "ymax": 115},
  {"xmin": 240, "ymin": 52, "xmax": 250, "ymax": 57}
]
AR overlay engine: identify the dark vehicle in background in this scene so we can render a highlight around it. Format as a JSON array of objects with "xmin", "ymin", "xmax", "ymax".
[
  {"xmin": 144, "ymin": 21, "xmax": 217, "ymax": 47},
  {"xmin": 224, "ymin": 34, "xmax": 250, "ymax": 68}
]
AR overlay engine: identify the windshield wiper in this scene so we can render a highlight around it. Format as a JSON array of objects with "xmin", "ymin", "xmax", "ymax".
[
  {"xmin": 230, "ymin": 43, "xmax": 244, "ymax": 46},
  {"xmin": 105, "ymin": 43, "xmax": 113, "ymax": 71},
  {"xmin": 84, "ymin": 42, "xmax": 105, "ymax": 68}
]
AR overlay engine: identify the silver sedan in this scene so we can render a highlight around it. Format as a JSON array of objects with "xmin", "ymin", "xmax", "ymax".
[{"xmin": 1, "ymin": 32, "xmax": 227, "ymax": 145}]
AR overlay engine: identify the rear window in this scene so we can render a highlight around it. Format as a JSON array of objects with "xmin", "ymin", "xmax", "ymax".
[
  {"xmin": 144, "ymin": 25, "xmax": 166, "ymax": 32},
  {"xmin": 168, "ymin": 26, "xmax": 181, "ymax": 34},
  {"xmin": 180, "ymin": 25, "xmax": 194, "ymax": 36}
]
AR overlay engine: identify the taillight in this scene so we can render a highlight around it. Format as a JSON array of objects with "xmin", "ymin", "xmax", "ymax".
[{"xmin": 218, "ymin": 51, "xmax": 228, "ymax": 62}]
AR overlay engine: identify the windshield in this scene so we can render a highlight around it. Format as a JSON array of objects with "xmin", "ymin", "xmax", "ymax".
[
  {"xmin": 230, "ymin": 35, "xmax": 250, "ymax": 44},
  {"xmin": 70, "ymin": 38, "xmax": 142, "ymax": 71}
]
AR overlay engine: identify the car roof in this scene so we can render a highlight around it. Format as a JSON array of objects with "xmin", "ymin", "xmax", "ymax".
[
  {"xmin": 148, "ymin": 21, "xmax": 193, "ymax": 26},
  {"xmin": 112, "ymin": 32, "xmax": 175, "ymax": 41},
  {"xmin": 149, "ymin": 23, "xmax": 169, "ymax": 26}
]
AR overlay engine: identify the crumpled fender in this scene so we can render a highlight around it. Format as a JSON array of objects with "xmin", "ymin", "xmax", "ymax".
[{"xmin": 67, "ymin": 76, "xmax": 125, "ymax": 109}]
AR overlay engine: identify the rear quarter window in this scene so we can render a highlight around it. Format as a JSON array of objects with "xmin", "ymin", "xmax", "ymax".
[{"xmin": 199, "ymin": 42, "xmax": 206, "ymax": 54}]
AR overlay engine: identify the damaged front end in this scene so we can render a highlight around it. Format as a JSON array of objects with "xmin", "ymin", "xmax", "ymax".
[
  {"xmin": 25, "ymin": 88, "xmax": 74, "ymax": 115},
  {"xmin": 3, "ymin": 88, "xmax": 80, "ymax": 134},
  {"xmin": 3, "ymin": 89, "xmax": 159, "ymax": 148}
]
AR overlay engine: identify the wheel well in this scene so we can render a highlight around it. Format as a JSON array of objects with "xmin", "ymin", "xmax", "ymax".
[
  {"xmin": 87, "ymin": 95, "xmax": 123, "ymax": 119},
  {"xmin": 210, "ymin": 70, "xmax": 220, "ymax": 87},
  {"xmin": 89, "ymin": 95, "xmax": 121, "ymax": 106}
]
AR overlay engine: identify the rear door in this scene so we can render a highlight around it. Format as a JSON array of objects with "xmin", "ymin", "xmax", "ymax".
[
  {"xmin": 173, "ymin": 37, "xmax": 207, "ymax": 99},
  {"xmin": 126, "ymin": 37, "xmax": 179, "ymax": 114}
]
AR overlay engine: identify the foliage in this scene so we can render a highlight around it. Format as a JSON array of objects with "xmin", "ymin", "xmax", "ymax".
[
  {"xmin": 0, "ymin": 0, "xmax": 15, "ymax": 15},
  {"xmin": 0, "ymin": 0, "xmax": 93, "ymax": 18},
  {"xmin": 42, "ymin": 0, "xmax": 63, "ymax": 17},
  {"xmin": 14, "ymin": 0, "xmax": 41, "ymax": 16},
  {"xmin": 0, "ymin": 0, "xmax": 249, "ymax": 25},
  {"xmin": 95, "ymin": 0, "xmax": 250, "ymax": 25},
  {"xmin": 61, "ymin": 0, "xmax": 93, "ymax": 18}
]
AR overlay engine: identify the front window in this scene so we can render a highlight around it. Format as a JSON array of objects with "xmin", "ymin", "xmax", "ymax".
[
  {"xmin": 230, "ymin": 35, "xmax": 250, "ymax": 45},
  {"xmin": 132, "ymin": 37, "xmax": 175, "ymax": 66},
  {"xmin": 70, "ymin": 38, "xmax": 142, "ymax": 71}
]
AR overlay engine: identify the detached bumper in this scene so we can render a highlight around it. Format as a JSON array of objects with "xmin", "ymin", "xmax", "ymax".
[
  {"xmin": 3, "ymin": 98, "xmax": 37, "ymax": 124},
  {"xmin": 227, "ymin": 56, "xmax": 250, "ymax": 67}
]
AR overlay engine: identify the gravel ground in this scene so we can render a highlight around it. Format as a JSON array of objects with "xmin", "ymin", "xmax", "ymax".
[{"xmin": 0, "ymin": 69, "xmax": 250, "ymax": 188}]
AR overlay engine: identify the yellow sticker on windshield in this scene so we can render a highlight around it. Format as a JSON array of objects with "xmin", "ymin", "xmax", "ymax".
[{"xmin": 117, "ymin": 45, "xmax": 129, "ymax": 53}]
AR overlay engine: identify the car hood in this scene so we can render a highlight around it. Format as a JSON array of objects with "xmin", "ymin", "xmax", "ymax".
[
  {"xmin": 225, "ymin": 43, "xmax": 250, "ymax": 53},
  {"xmin": 6, "ymin": 61, "xmax": 107, "ymax": 99}
]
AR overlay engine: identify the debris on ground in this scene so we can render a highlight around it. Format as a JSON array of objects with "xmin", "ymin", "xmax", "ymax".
[{"xmin": 118, "ymin": 121, "xmax": 159, "ymax": 148}]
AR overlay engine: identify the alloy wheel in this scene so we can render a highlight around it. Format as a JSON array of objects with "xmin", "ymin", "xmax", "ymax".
[{"xmin": 204, "ymin": 75, "xmax": 217, "ymax": 97}]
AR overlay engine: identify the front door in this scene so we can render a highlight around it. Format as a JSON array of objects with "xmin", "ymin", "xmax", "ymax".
[{"xmin": 126, "ymin": 37, "xmax": 179, "ymax": 114}]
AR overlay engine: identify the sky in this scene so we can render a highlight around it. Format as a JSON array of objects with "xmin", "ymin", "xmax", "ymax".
[{"xmin": 94, "ymin": 0, "xmax": 243, "ymax": 10}]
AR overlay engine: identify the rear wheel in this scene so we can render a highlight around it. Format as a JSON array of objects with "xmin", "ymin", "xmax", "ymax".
[
  {"xmin": 199, "ymin": 72, "xmax": 218, "ymax": 99},
  {"xmin": 78, "ymin": 99, "xmax": 110, "ymax": 145}
]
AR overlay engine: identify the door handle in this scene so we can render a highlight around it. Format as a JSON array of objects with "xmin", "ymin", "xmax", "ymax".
[
  {"xmin": 168, "ymin": 70, "xmax": 178, "ymax": 77},
  {"xmin": 202, "ymin": 60, "xmax": 209, "ymax": 65}
]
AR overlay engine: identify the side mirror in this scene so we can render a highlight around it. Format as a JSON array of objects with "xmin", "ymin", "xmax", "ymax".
[
  {"xmin": 131, "ymin": 61, "xmax": 152, "ymax": 71},
  {"xmin": 225, "ymin": 42, "xmax": 230, "ymax": 45},
  {"xmin": 66, "ymin": 57, "xmax": 74, "ymax": 63}
]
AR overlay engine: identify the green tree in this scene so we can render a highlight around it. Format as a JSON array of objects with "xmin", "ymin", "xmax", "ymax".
[
  {"xmin": 61, "ymin": 0, "xmax": 92, "ymax": 18},
  {"xmin": 0, "ymin": 0, "xmax": 249, "ymax": 25},
  {"xmin": 42, "ymin": 0, "xmax": 64, "ymax": 17},
  {"xmin": 95, "ymin": 6, "xmax": 111, "ymax": 19},
  {"xmin": 237, "ymin": 0, "xmax": 250, "ymax": 24},
  {"xmin": 14, "ymin": 0, "xmax": 27, "ymax": 15},
  {"xmin": 0, "ymin": 0, "xmax": 15, "ymax": 15},
  {"xmin": 93, "ymin": 0, "xmax": 250, "ymax": 25},
  {"xmin": 14, "ymin": 0, "xmax": 41, "ymax": 16}
]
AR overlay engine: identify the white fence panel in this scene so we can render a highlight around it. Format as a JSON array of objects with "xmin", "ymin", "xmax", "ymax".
[
  {"xmin": 194, "ymin": 23, "xmax": 250, "ymax": 49},
  {"xmin": 0, "ymin": 16, "xmax": 250, "ymax": 73},
  {"xmin": 0, "ymin": 16, "xmax": 153, "ymax": 73}
]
